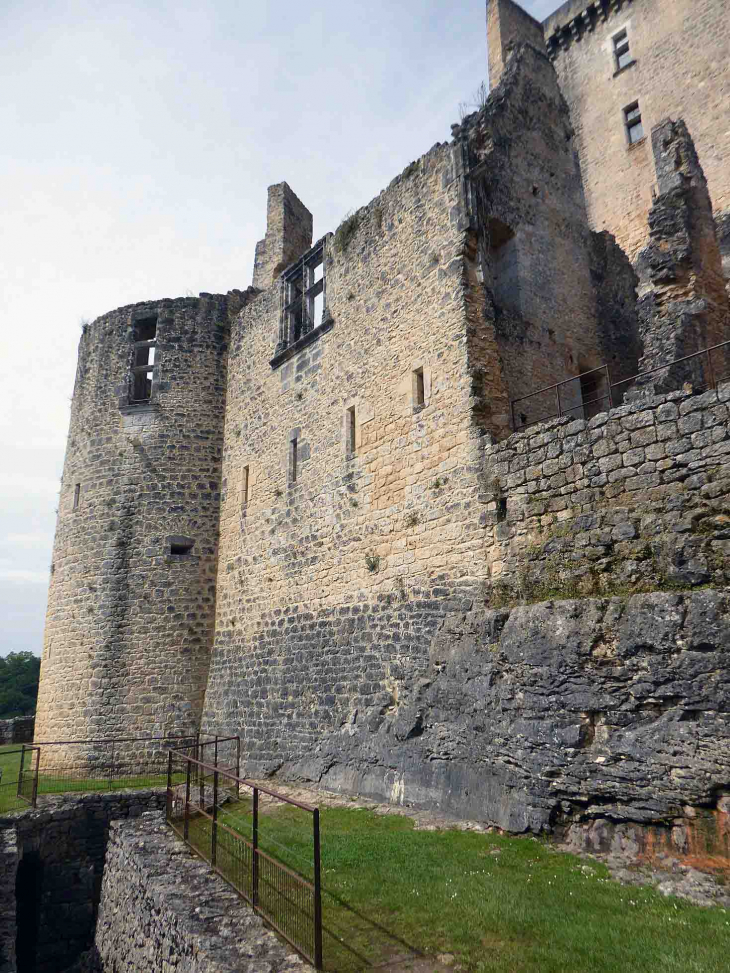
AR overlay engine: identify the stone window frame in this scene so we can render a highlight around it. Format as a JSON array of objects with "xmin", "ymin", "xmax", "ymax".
[
  {"xmin": 271, "ymin": 238, "xmax": 332, "ymax": 369},
  {"xmin": 624, "ymin": 101, "xmax": 645, "ymax": 147},
  {"xmin": 344, "ymin": 404, "xmax": 357, "ymax": 457},
  {"xmin": 128, "ymin": 314, "xmax": 158, "ymax": 405},
  {"xmin": 611, "ymin": 28, "xmax": 635, "ymax": 75},
  {"xmin": 73, "ymin": 483, "xmax": 81, "ymax": 511}
]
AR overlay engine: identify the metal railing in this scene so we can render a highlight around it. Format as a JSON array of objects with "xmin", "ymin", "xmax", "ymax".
[
  {"xmin": 0, "ymin": 746, "xmax": 40, "ymax": 813},
  {"xmin": 166, "ymin": 751, "xmax": 323, "ymax": 970},
  {"xmin": 510, "ymin": 339, "xmax": 730, "ymax": 431},
  {"xmin": 0, "ymin": 734, "xmax": 234, "ymax": 812}
]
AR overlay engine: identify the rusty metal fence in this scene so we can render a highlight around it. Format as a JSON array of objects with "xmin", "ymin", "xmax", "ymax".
[
  {"xmin": 511, "ymin": 338, "xmax": 730, "ymax": 431},
  {"xmin": 0, "ymin": 735, "xmax": 235, "ymax": 813},
  {"xmin": 0, "ymin": 746, "xmax": 40, "ymax": 813},
  {"xmin": 166, "ymin": 750, "xmax": 323, "ymax": 969}
]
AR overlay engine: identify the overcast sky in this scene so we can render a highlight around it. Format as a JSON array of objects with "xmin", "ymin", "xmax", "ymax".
[{"xmin": 0, "ymin": 0, "xmax": 557, "ymax": 657}]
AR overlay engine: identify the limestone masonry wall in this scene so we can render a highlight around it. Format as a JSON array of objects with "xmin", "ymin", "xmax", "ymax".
[
  {"xmin": 93, "ymin": 814, "xmax": 302, "ymax": 973},
  {"xmin": 0, "ymin": 717, "xmax": 34, "ymax": 746},
  {"xmin": 35, "ymin": 291, "xmax": 251, "ymax": 751},
  {"xmin": 0, "ymin": 790, "xmax": 166, "ymax": 973},
  {"xmin": 542, "ymin": 0, "xmax": 730, "ymax": 260}
]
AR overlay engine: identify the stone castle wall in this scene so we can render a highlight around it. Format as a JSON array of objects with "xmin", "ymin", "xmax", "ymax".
[
  {"xmin": 541, "ymin": 0, "xmax": 730, "ymax": 261},
  {"xmin": 201, "ymin": 141, "xmax": 487, "ymax": 774},
  {"xmin": 0, "ymin": 716, "xmax": 34, "ymax": 746},
  {"xmin": 34, "ymin": 291, "xmax": 251, "ymax": 751}
]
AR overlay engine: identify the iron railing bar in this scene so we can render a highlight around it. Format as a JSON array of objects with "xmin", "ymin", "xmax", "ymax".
[{"xmin": 175, "ymin": 755, "xmax": 317, "ymax": 811}]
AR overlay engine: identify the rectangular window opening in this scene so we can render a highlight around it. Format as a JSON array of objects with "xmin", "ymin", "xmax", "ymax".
[
  {"xmin": 346, "ymin": 406, "xmax": 357, "ymax": 456},
  {"xmin": 613, "ymin": 30, "xmax": 632, "ymax": 70},
  {"xmin": 241, "ymin": 465, "xmax": 250, "ymax": 508},
  {"xmin": 170, "ymin": 538, "xmax": 195, "ymax": 556},
  {"xmin": 290, "ymin": 438, "xmax": 298, "ymax": 483},
  {"xmin": 497, "ymin": 497, "xmax": 507, "ymax": 522},
  {"xmin": 413, "ymin": 367, "xmax": 425, "ymax": 408},
  {"xmin": 73, "ymin": 483, "xmax": 81, "ymax": 510},
  {"xmin": 624, "ymin": 102, "xmax": 644, "ymax": 145},
  {"xmin": 130, "ymin": 315, "xmax": 158, "ymax": 403}
]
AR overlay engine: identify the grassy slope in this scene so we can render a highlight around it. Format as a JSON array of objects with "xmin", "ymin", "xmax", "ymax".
[{"xmin": 188, "ymin": 801, "xmax": 730, "ymax": 973}]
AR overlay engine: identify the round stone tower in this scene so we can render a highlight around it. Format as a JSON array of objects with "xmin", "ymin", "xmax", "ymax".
[{"xmin": 34, "ymin": 289, "xmax": 252, "ymax": 749}]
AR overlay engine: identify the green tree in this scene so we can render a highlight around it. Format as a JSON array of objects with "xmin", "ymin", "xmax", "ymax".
[{"xmin": 0, "ymin": 652, "xmax": 41, "ymax": 718}]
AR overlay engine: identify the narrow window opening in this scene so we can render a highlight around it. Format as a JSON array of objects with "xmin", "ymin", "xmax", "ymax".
[
  {"xmin": 290, "ymin": 438, "xmax": 298, "ymax": 483},
  {"xmin": 241, "ymin": 465, "xmax": 250, "ymax": 508},
  {"xmin": 130, "ymin": 315, "xmax": 158, "ymax": 403},
  {"xmin": 497, "ymin": 497, "xmax": 507, "ymax": 522},
  {"xmin": 613, "ymin": 30, "xmax": 632, "ymax": 70},
  {"xmin": 279, "ymin": 242, "xmax": 327, "ymax": 357},
  {"xmin": 73, "ymin": 483, "xmax": 81, "ymax": 510},
  {"xmin": 346, "ymin": 406, "xmax": 357, "ymax": 456},
  {"xmin": 170, "ymin": 537, "xmax": 195, "ymax": 556},
  {"xmin": 624, "ymin": 102, "xmax": 644, "ymax": 145},
  {"xmin": 413, "ymin": 367, "xmax": 425, "ymax": 408}
]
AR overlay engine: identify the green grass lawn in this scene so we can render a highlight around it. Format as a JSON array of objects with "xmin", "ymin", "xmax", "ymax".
[
  {"xmin": 0, "ymin": 744, "xmax": 179, "ymax": 813},
  {"xmin": 183, "ymin": 799, "xmax": 730, "ymax": 973}
]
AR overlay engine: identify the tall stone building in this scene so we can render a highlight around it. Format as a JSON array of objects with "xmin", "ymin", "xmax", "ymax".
[{"xmin": 34, "ymin": 1, "xmax": 730, "ymax": 857}]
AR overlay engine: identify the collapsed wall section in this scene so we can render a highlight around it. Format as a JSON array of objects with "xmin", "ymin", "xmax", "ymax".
[
  {"xmin": 202, "ymin": 143, "xmax": 490, "ymax": 775},
  {"xmin": 35, "ymin": 290, "xmax": 253, "ymax": 752},
  {"xmin": 460, "ymin": 42, "xmax": 613, "ymax": 429}
]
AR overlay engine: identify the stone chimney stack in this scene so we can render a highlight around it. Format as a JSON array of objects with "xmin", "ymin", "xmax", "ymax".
[
  {"xmin": 252, "ymin": 183, "xmax": 313, "ymax": 291},
  {"xmin": 486, "ymin": 0, "xmax": 546, "ymax": 90}
]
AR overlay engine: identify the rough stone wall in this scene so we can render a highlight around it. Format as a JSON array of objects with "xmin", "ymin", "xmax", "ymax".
[
  {"xmin": 540, "ymin": 0, "xmax": 730, "ymax": 262},
  {"xmin": 0, "ymin": 827, "xmax": 17, "ymax": 973},
  {"xmin": 714, "ymin": 209, "xmax": 730, "ymax": 296},
  {"xmin": 0, "ymin": 790, "xmax": 167, "ymax": 973},
  {"xmin": 486, "ymin": 0, "xmax": 545, "ymax": 88},
  {"xmin": 481, "ymin": 384, "xmax": 730, "ymax": 600},
  {"xmin": 34, "ymin": 290, "xmax": 253, "ymax": 754},
  {"xmin": 0, "ymin": 717, "xmax": 34, "ymax": 746},
  {"xmin": 94, "ymin": 814, "xmax": 302, "ymax": 973},
  {"xmin": 293, "ymin": 588, "xmax": 730, "ymax": 857},
  {"xmin": 588, "ymin": 230, "xmax": 640, "ymax": 386},
  {"xmin": 463, "ymin": 42, "xmax": 608, "ymax": 426},
  {"xmin": 252, "ymin": 183, "xmax": 313, "ymax": 291},
  {"xmin": 634, "ymin": 119, "xmax": 730, "ymax": 393},
  {"xmin": 202, "ymin": 140, "xmax": 486, "ymax": 776}
]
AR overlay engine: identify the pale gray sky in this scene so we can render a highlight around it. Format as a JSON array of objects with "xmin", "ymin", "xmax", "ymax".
[{"xmin": 0, "ymin": 0, "xmax": 558, "ymax": 656}]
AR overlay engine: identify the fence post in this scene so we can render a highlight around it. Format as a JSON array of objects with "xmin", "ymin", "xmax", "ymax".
[
  {"xmin": 166, "ymin": 751, "xmax": 173, "ymax": 822},
  {"xmin": 17, "ymin": 745, "xmax": 26, "ymax": 799},
  {"xmin": 707, "ymin": 347, "xmax": 716, "ymax": 390},
  {"xmin": 252, "ymin": 787, "xmax": 259, "ymax": 908},
  {"xmin": 605, "ymin": 365, "xmax": 614, "ymax": 410},
  {"xmin": 214, "ymin": 734, "xmax": 219, "ymax": 771},
  {"xmin": 313, "ymin": 807, "xmax": 323, "ymax": 970},
  {"xmin": 236, "ymin": 737, "xmax": 241, "ymax": 801},
  {"xmin": 184, "ymin": 759, "xmax": 191, "ymax": 842},
  {"xmin": 212, "ymin": 769, "xmax": 218, "ymax": 867},
  {"xmin": 32, "ymin": 748, "xmax": 39, "ymax": 808}
]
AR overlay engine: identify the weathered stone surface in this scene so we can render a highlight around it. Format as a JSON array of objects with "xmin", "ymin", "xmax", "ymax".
[
  {"xmin": 0, "ymin": 716, "xmax": 34, "ymax": 746},
  {"xmin": 285, "ymin": 590, "xmax": 730, "ymax": 850},
  {"xmin": 94, "ymin": 814, "xmax": 303, "ymax": 973},
  {"xmin": 0, "ymin": 790, "xmax": 167, "ymax": 973}
]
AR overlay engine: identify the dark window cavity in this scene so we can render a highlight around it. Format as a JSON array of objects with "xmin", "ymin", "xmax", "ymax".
[
  {"xmin": 613, "ymin": 29, "xmax": 632, "ymax": 71},
  {"xmin": 241, "ymin": 465, "xmax": 250, "ymax": 508},
  {"xmin": 497, "ymin": 497, "xmax": 508, "ymax": 522},
  {"xmin": 169, "ymin": 536, "xmax": 195, "ymax": 556},
  {"xmin": 413, "ymin": 367, "xmax": 425, "ymax": 408},
  {"xmin": 73, "ymin": 483, "xmax": 81, "ymax": 510},
  {"xmin": 289, "ymin": 437, "xmax": 298, "ymax": 483},
  {"xmin": 624, "ymin": 102, "xmax": 644, "ymax": 145},
  {"xmin": 346, "ymin": 406, "xmax": 357, "ymax": 456},
  {"xmin": 278, "ymin": 241, "xmax": 327, "ymax": 354},
  {"xmin": 130, "ymin": 315, "xmax": 157, "ymax": 402}
]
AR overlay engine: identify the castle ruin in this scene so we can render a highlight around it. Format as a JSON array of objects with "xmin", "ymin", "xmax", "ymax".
[{"xmin": 34, "ymin": 0, "xmax": 730, "ymax": 861}]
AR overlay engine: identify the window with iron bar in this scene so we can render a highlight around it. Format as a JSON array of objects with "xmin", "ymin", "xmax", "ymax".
[{"xmin": 624, "ymin": 102, "xmax": 644, "ymax": 145}]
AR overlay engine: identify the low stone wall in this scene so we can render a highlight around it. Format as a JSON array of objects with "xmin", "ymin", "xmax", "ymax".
[
  {"xmin": 0, "ymin": 790, "xmax": 167, "ymax": 973},
  {"xmin": 94, "ymin": 813, "xmax": 304, "ymax": 973},
  {"xmin": 482, "ymin": 384, "xmax": 730, "ymax": 603},
  {"xmin": 0, "ymin": 716, "xmax": 34, "ymax": 746}
]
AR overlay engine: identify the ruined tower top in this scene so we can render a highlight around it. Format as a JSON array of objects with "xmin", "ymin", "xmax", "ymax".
[
  {"xmin": 486, "ymin": 0, "xmax": 546, "ymax": 88},
  {"xmin": 252, "ymin": 182, "xmax": 313, "ymax": 291}
]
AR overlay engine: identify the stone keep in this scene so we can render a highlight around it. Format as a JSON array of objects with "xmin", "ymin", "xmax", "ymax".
[{"xmin": 34, "ymin": 1, "xmax": 730, "ymax": 860}]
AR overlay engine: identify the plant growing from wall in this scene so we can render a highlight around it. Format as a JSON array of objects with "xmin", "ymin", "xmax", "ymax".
[
  {"xmin": 365, "ymin": 553, "xmax": 381, "ymax": 573},
  {"xmin": 334, "ymin": 210, "xmax": 361, "ymax": 254}
]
